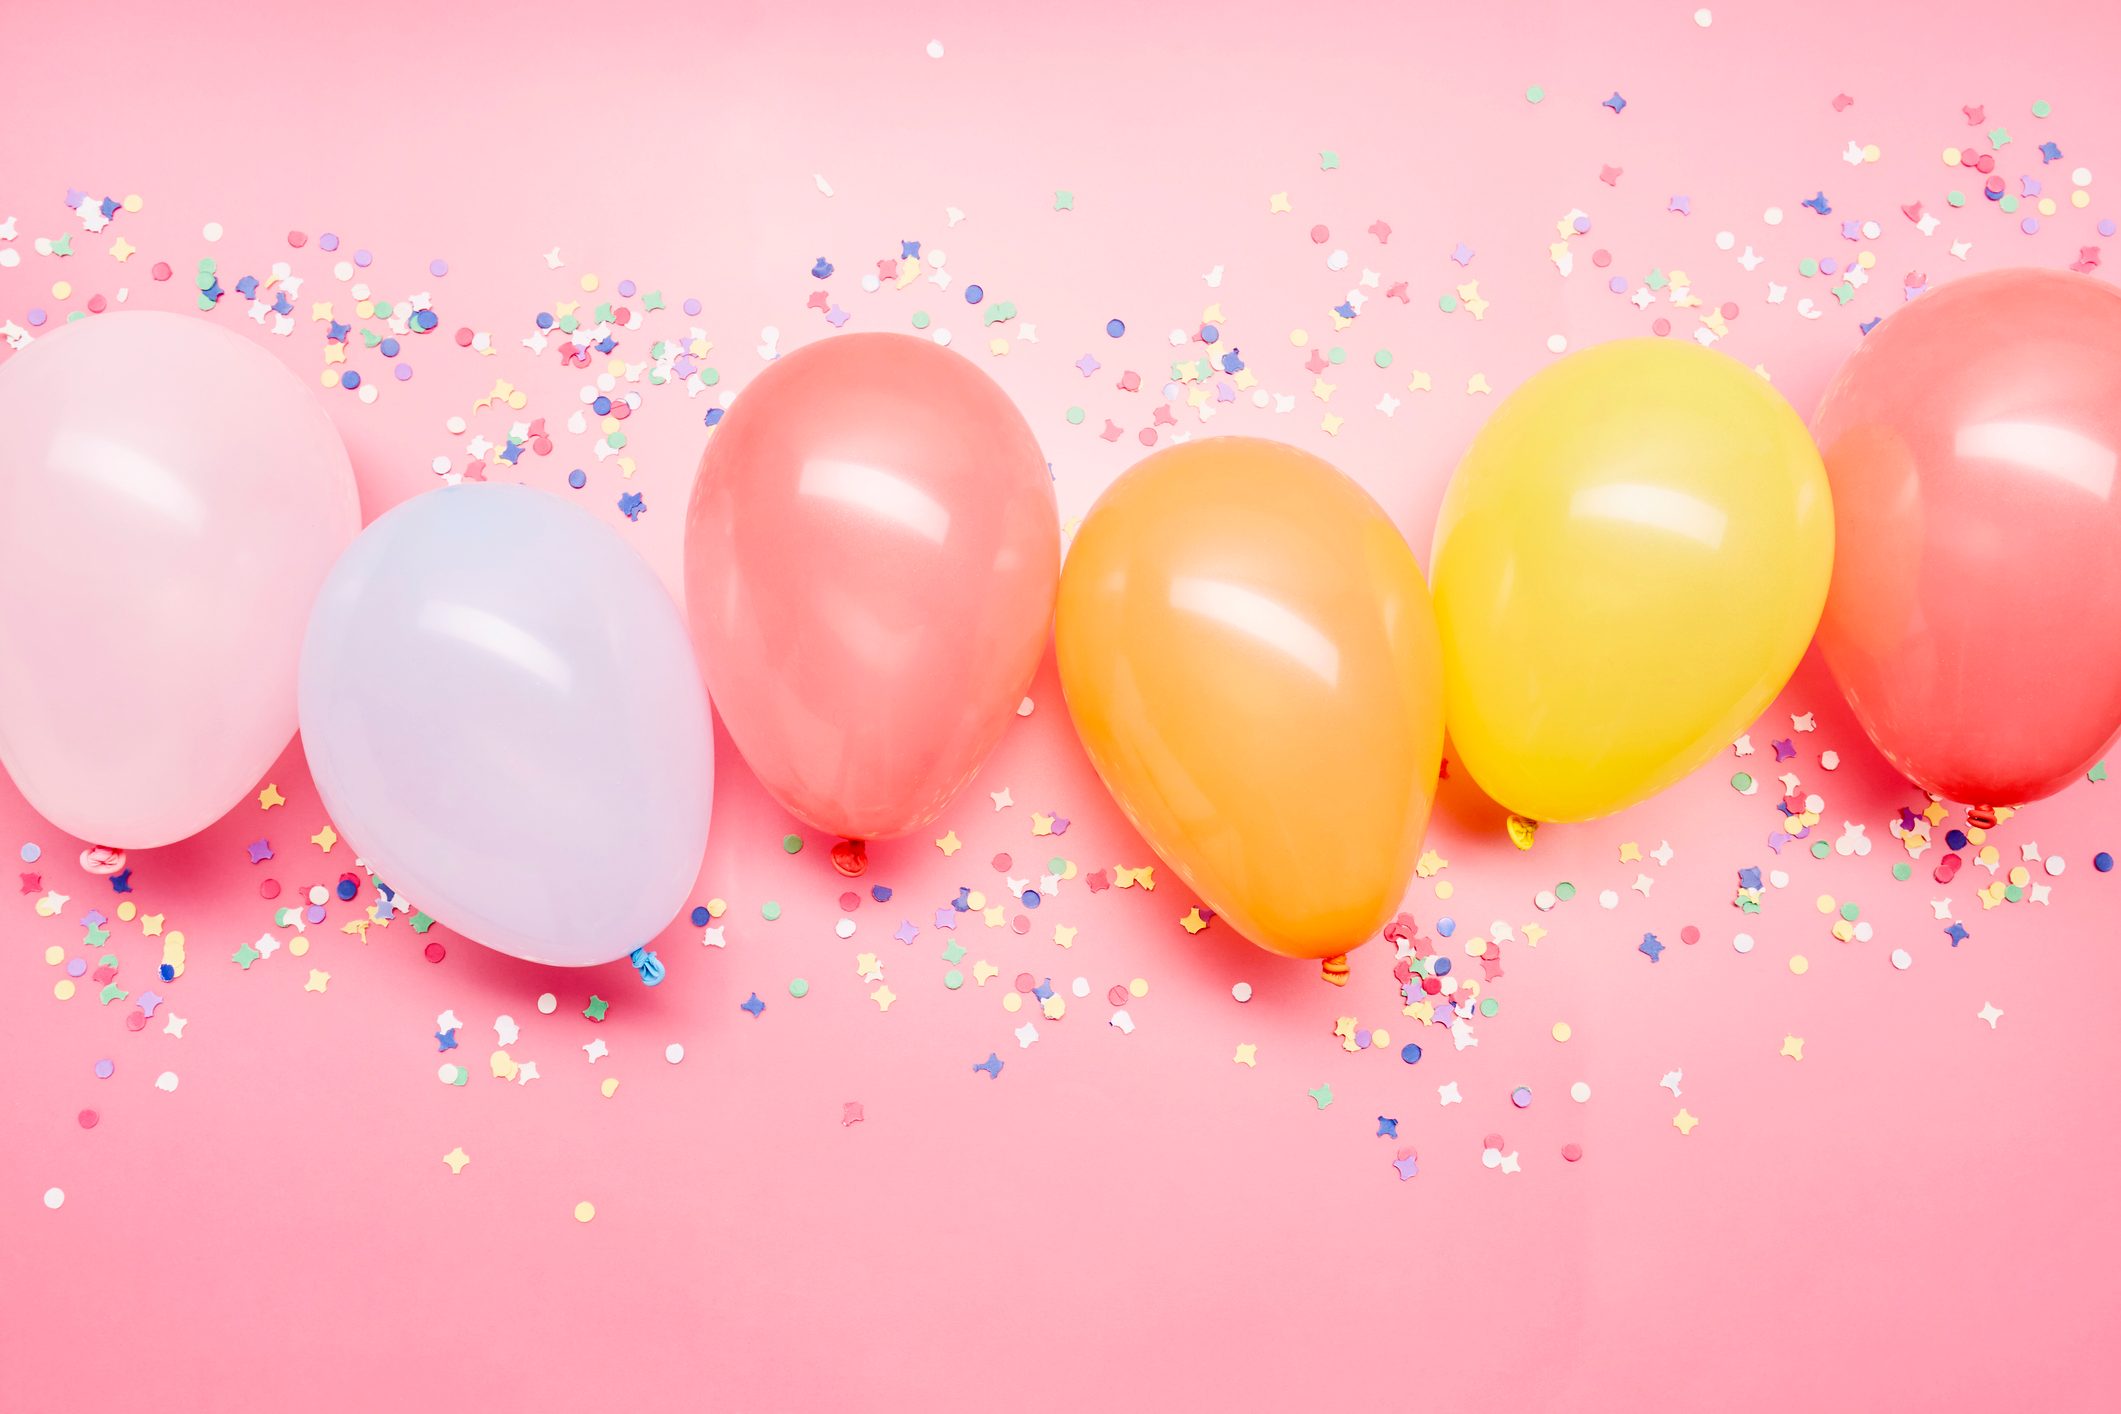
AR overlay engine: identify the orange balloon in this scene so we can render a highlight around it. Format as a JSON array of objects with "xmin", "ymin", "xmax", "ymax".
[{"xmin": 1056, "ymin": 438, "xmax": 1445, "ymax": 959}]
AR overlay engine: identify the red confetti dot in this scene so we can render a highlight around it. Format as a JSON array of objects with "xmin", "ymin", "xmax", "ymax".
[
  {"xmin": 87, "ymin": 294, "xmax": 107, "ymax": 314},
  {"xmin": 1680, "ymin": 925, "xmax": 1701, "ymax": 945},
  {"xmin": 288, "ymin": 231, "xmax": 308, "ymax": 248},
  {"xmin": 423, "ymin": 942, "xmax": 446, "ymax": 963},
  {"xmin": 1309, "ymin": 224, "xmax": 1330, "ymax": 244},
  {"xmin": 1014, "ymin": 972, "xmax": 1037, "ymax": 993},
  {"xmin": 123, "ymin": 1011, "xmax": 146, "ymax": 1032},
  {"xmin": 1651, "ymin": 317, "xmax": 1672, "ymax": 336},
  {"xmin": 1562, "ymin": 1142, "xmax": 1584, "ymax": 1162},
  {"xmin": 1720, "ymin": 301, "xmax": 1740, "ymax": 320},
  {"xmin": 78, "ymin": 1110, "xmax": 98, "ymax": 1129},
  {"xmin": 1106, "ymin": 985, "xmax": 1130, "ymax": 1006},
  {"xmin": 259, "ymin": 879, "xmax": 280, "ymax": 899},
  {"xmin": 991, "ymin": 853, "xmax": 1012, "ymax": 873},
  {"xmin": 838, "ymin": 892, "xmax": 861, "ymax": 912},
  {"xmin": 1137, "ymin": 428, "xmax": 1157, "ymax": 446},
  {"xmin": 1591, "ymin": 249, "xmax": 1612, "ymax": 268},
  {"xmin": 1011, "ymin": 916, "xmax": 1030, "ymax": 935},
  {"xmin": 454, "ymin": 327, "xmax": 475, "ymax": 347},
  {"xmin": 150, "ymin": 262, "xmax": 172, "ymax": 282},
  {"xmin": 1483, "ymin": 1133, "xmax": 1505, "ymax": 1150}
]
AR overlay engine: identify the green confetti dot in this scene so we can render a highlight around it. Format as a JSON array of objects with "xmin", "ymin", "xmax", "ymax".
[
  {"xmin": 1439, "ymin": 294, "xmax": 1458, "ymax": 313},
  {"xmin": 1892, "ymin": 862, "xmax": 1912, "ymax": 881},
  {"xmin": 1947, "ymin": 190, "xmax": 1966, "ymax": 207},
  {"xmin": 701, "ymin": 368, "xmax": 720, "ymax": 386},
  {"xmin": 1478, "ymin": 997, "xmax": 1500, "ymax": 1017},
  {"xmin": 1799, "ymin": 258, "xmax": 1819, "ymax": 278},
  {"xmin": 782, "ymin": 834, "xmax": 803, "ymax": 854},
  {"xmin": 2005, "ymin": 884, "xmax": 2024, "ymax": 903},
  {"xmin": 1047, "ymin": 857, "xmax": 1068, "ymax": 876},
  {"xmin": 944, "ymin": 969, "xmax": 965, "ymax": 990},
  {"xmin": 1732, "ymin": 772, "xmax": 1754, "ymax": 791},
  {"xmin": 1839, "ymin": 902, "xmax": 1860, "ymax": 922},
  {"xmin": 1065, "ymin": 406, "xmax": 1085, "ymax": 425},
  {"xmin": 1327, "ymin": 346, "xmax": 1347, "ymax": 365},
  {"xmin": 1555, "ymin": 881, "xmax": 1576, "ymax": 901},
  {"xmin": 1373, "ymin": 350, "xmax": 1393, "ymax": 368},
  {"xmin": 1526, "ymin": 84, "xmax": 1545, "ymax": 103},
  {"xmin": 1811, "ymin": 841, "xmax": 1832, "ymax": 859},
  {"xmin": 606, "ymin": 431, "xmax": 627, "ymax": 449},
  {"xmin": 761, "ymin": 901, "xmax": 781, "ymax": 921},
  {"xmin": 2033, "ymin": 99, "xmax": 2052, "ymax": 118},
  {"xmin": 789, "ymin": 978, "xmax": 809, "ymax": 998},
  {"xmin": 911, "ymin": 311, "xmax": 930, "ymax": 330}
]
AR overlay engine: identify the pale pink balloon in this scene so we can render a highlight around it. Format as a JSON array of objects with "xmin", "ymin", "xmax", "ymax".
[
  {"xmin": 1814, "ymin": 269, "xmax": 2121, "ymax": 806},
  {"xmin": 684, "ymin": 334, "xmax": 1059, "ymax": 839},
  {"xmin": 0, "ymin": 313, "xmax": 359, "ymax": 847}
]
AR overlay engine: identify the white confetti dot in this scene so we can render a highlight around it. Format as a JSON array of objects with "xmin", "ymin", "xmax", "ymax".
[
  {"xmin": 664, "ymin": 1043, "xmax": 685, "ymax": 1064},
  {"xmin": 1715, "ymin": 230, "xmax": 1735, "ymax": 250},
  {"xmin": 1694, "ymin": 8, "xmax": 1713, "ymax": 25},
  {"xmin": 154, "ymin": 1071, "xmax": 178, "ymax": 1092},
  {"xmin": 1598, "ymin": 889, "xmax": 1620, "ymax": 909},
  {"xmin": 1733, "ymin": 932, "xmax": 1755, "ymax": 954},
  {"xmin": 0, "ymin": 249, "xmax": 18, "ymax": 268},
  {"xmin": 1769, "ymin": 870, "xmax": 1791, "ymax": 889},
  {"xmin": 536, "ymin": 992, "xmax": 557, "ymax": 1015},
  {"xmin": 202, "ymin": 221, "xmax": 224, "ymax": 242},
  {"xmin": 834, "ymin": 918, "xmax": 856, "ymax": 939},
  {"xmin": 43, "ymin": 1187, "xmax": 64, "ymax": 1209},
  {"xmin": 308, "ymin": 885, "xmax": 329, "ymax": 905},
  {"xmin": 1546, "ymin": 334, "xmax": 1568, "ymax": 354},
  {"xmin": 445, "ymin": 415, "xmax": 467, "ymax": 434},
  {"xmin": 1854, "ymin": 921, "xmax": 1874, "ymax": 942},
  {"xmin": 1231, "ymin": 981, "xmax": 1253, "ymax": 1003},
  {"xmin": 1534, "ymin": 889, "xmax": 1558, "ymax": 911},
  {"xmin": 1821, "ymin": 751, "xmax": 1840, "ymax": 770},
  {"xmin": 2072, "ymin": 167, "xmax": 2092, "ymax": 187},
  {"xmin": 1071, "ymin": 976, "xmax": 1090, "ymax": 997},
  {"xmin": 925, "ymin": 39, "xmax": 944, "ymax": 59},
  {"xmin": 2045, "ymin": 855, "xmax": 2065, "ymax": 876},
  {"xmin": 437, "ymin": 1063, "xmax": 464, "ymax": 1084},
  {"xmin": 1570, "ymin": 1081, "xmax": 1591, "ymax": 1103},
  {"xmin": 1016, "ymin": 696, "xmax": 1035, "ymax": 716},
  {"xmin": 1891, "ymin": 948, "xmax": 1912, "ymax": 970},
  {"xmin": 1764, "ymin": 206, "xmax": 1784, "ymax": 225}
]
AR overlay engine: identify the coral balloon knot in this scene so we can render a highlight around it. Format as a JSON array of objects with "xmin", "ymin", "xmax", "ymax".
[
  {"xmin": 830, "ymin": 838, "xmax": 869, "ymax": 877},
  {"xmin": 1320, "ymin": 954, "xmax": 1352, "ymax": 987}
]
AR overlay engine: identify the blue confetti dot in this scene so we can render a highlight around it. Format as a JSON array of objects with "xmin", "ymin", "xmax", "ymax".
[
  {"xmin": 1432, "ymin": 957, "xmax": 1452, "ymax": 977},
  {"xmin": 2098, "ymin": 852, "xmax": 2114, "ymax": 872},
  {"xmin": 690, "ymin": 906, "xmax": 711, "ymax": 927},
  {"xmin": 1946, "ymin": 829, "xmax": 1969, "ymax": 850},
  {"xmin": 536, "ymin": 312, "xmax": 554, "ymax": 329},
  {"xmin": 1200, "ymin": 324, "xmax": 1220, "ymax": 344},
  {"xmin": 1399, "ymin": 1043, "xmax": 1423, "ymax": 1065},
  {"xmin": 1105, "ymin": 318, "xmax": 1125, "ymax": 338},
  {"xmin": 340, "ymin": 371, "xmax": 360, "ymax": 390},
  {"xmin": 380, "ymin": 338, "xmax": 400, "ymax": 357},
  {"xmin": 870, "ymin": 885, "xmax": 893, "ymax": 903},
  {"xmin": 568, "ymin": 469, "xmax": 587, "ymax": 489},
  {"xmin": 19, "ymin": 843, "xmax": 39, "ymax": 863},
  {"xmin": 965, "ymin": 284, "xmax": 984, "ymax": 304},
  {"xmin": 1436, "ymin": 918, "xmax": 1455, "ymax": 937}
]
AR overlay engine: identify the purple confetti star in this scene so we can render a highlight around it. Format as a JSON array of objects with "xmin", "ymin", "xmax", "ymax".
[
  {"xmin": 1450, "ymin": 242, "xmax": 1475, "ymax": 265},
  {"xmin": 825, "ymin": 305, "xmax": 850, "ymax": 328},
  {"xmin": 933, "ymin": 908, "xmax": 958, "ymax": 931},
  {"xmin": 136, "ymin": 989, "xmax": 163, "ymax": 1017},
  {"xmin": 1074, "ymin": 354, "xmax": 1101, "ymax": 377},
  {"xmin": 245, "ymin": 839, "xmax": 273, "ymax": 864},
  {"xmin": 1392, "ymin": 1152, "xmax": 1419, "ymax": 1180},
  {"xmin": 894, "ymin": 920, "xmax": 919, "ymax": 945},
  {"xmin": 1668, "ymin": 195, "xmax": 1690, "ymax": 215}
]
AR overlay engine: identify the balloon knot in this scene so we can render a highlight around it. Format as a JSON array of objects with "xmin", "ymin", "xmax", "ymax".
[{"xmin": 629, "ymin": 946, "xmax": 666, "ymax": 987}]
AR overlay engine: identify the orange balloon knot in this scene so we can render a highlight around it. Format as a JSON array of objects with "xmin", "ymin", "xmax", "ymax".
[
  {"xmin": 830, "ymin": 838, "xmax": 868, "ymax": 877},
  {"xmin": 1964, "ymin": 805, "xmax": 1998, "ymax": 831},
  {"xmin": 1320, "ymin": 953, "xmax": 1352, "ymax": 987}
]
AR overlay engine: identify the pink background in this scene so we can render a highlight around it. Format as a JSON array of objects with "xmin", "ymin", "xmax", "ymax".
[{"xmin": 6, "ymin": 1, "xmax": 2119, "ymax": 1408}]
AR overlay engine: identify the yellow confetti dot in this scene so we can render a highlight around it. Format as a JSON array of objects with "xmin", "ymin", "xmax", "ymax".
[
  {"xmin": 1289, "ymin": 328, "xmax": 1309, "ymax": 346},
  {"xmin": 1434, "ymin": 880, "xmax": 1454, "ymax": 899},
  {"xmin": 1943, "ymin": 147, "xmax": 1962, "ymax": 165},
  {"xmin": 122, "ymin": 194, "xmax": 143, "ymax": 212},
  {"xmin": 2038, "ymin": 198, "xmax": 2057, "ymax": 216},
  {"xmin": 117, "ymin": 901, "xmax": 137, "ymax": 922},
  {"xmin": 290, "ymin": 936, "xmax": 310, "ymax": 957},
  {"xmin": 43, "ymin": 945, "xmax": 63, "ymax": 966},
  {"xmin": 579, "ymin": 274, "xmax": 599, "ymax": 292},
  {"xmin": 966, "ymin": 890, "xmax": 986, "ymax": 910},
  {"xmin": 2072, "ymin": 189, "xmax": 2091, "ymax": 208},
  {"xmin": 1863, "ymin": 144, "xmax": 1882, "ymax": 162},
  {"xmin": 707, "ymin": 898, "xmax": 726, "ymax": 918},
  {"xmin": 1552, "ymin": 1022, "xmax": 1572, "ymax": 1042},
  {"xmin": 1814, "ymin": 894, "xmax": 1836, "ymax": 914},
  {"xmin": 55, "ymin": 979, "xmax": 76, "ymax": 1001},
  {"xmin": 1003, "ymin": 992, "xmax": 1022, "ymax": 1013},
  {"xmin": 1789, "ymin": 955, "xmax": 1809, "ymax": 975},
  {"xmin": 1128, "ymin": 978, "xmax": 1149, "ymax": 998},
  {"xmin": 600, "ymin": 1077, "xmax": 620, "ymax": 1098},
  {"xmin": 574, "ymin": 1201, "xmax": 596, "ymax": 1223},
  {"xmin": 51, "ymin": 281, "xmax": 71, "ymax": 300},
  {"xmin": 1466, "ymin": 938, "xmax": 1488, "ymax": 957}
]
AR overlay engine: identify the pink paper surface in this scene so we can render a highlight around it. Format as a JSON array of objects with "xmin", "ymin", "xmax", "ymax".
[{"xmin": 5, "ymin": 2, "xmax": 2119, "ymax": 1409}]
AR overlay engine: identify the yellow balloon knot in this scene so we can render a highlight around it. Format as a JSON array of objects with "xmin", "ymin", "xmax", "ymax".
[{"xmin": 1506, "ymin": 815, "xmax": 1539, "ymax": 849}]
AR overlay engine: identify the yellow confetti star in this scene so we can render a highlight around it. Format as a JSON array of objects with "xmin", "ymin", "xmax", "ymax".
[
  {"xmin": 1053, "ymin": 924, "xmax": 1077, "ymax": 949},
  {"xmin": 855, "ymin": 952, "xmax": 880, "ymax": 978},
  {"xmin": 442, "ymin": 1147, "xmax": 470, "ymax": 1174},
  {"xmin": 972, "ymin": 960, "xmax": 1000, "ymax": 985},
  {"xmin": 935, "ymin": 831, "xmax": 961, "ymax": 856},
  {"xmin": 870, "ymin": 985, "xmax": 897, "ymax": 1012},
  {"xmin": 1414, "ymin": 850, "xmax": 1448, "ymax": 878},
  {"xmin": 1673, "ymin": 1109, "xmax": 1699, "ymax": 1135},
  {"xmin": 311, "ymin": 826, "xmax": 338, "ymax": 851},
  {"xmin": 1780, "ymin": 1035, "xmax": 1806, "ymax": 1061},
  {"xmin": 1467, "ymin": 373, "xmax": 1493, "ymax": 394},
  {"xmin": 139, "ymin": 912, "xmax": 165, "ymax": 938},
  {"xmin": 1619, "ymin": 841, "xmax": 1642, "ymax": 862},
  {"xmin": 109, "ymin": 236, "xmax": 135, "ymax": 261},
  {"xmin": 310, "ymin": 301, "xmax": 334, "ymax": 321},
  {"xmin": 258, "ymin": 784, "xmax": 285, "ymax": 809},
  {"xmin": 1031, "ymin": 812, "xmax": 1055, "ymax": 836},
  {"xmin": 1268, "ymin": 192, "xmax": 1293, "ymax": 213},
  {"xmin": 304, "ymin": 969, "xmax": 331, "ymax": 993},
  {"xmin": 1179, "ymin": 908, "xmax": 1207, "ymax": 935},
  {"xmin": 1234, "ymin": 1043, "xmax": 1258, "ymax": 1067},
  {"xmin": 1407, "ymin": 370, "xmax": 1432, "ymax": 392},
  {"xmin": 1311, "ymin": 377, "xmax": 1337, "ymax": 402},
  {"xmin": 1404, "ymin": 999, "xmax": 1435, "ymax": 1025},
  {"xmin": 1320, "ymin": 414, "xmax": 1344, "ymax": 436}
]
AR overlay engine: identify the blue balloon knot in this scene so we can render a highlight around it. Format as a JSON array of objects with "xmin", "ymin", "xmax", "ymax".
[{"xmin": 629, "ymin": 946, "xmax": 666, "ymax": 987}]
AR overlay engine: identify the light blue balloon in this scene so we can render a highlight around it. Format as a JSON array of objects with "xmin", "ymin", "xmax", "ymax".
[{"xmin": 299, "ymin": 483, "xmax": 712, "ymax": 969}]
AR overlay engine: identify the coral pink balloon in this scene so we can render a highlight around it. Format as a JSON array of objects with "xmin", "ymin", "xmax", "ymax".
[
  {"xmin": 0, "ymin": 313, "xmax": 359, "ymax": 847},
  {"xmin": 684, "ymin": 334, "xmax": 1058, "ymax": 839},
  {"xmin": 1814, "ymin": 269, "xmax": 2121, "ymax": 806}
]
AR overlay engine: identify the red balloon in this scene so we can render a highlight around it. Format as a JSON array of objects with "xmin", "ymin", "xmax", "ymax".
[
  {"xmin": 684, "ymin": 334, "xmax": 1058, "ymax": 839},
  {"xmin": 1814, "ymin": 269, "xmax": 2121, "ymax": 806}
]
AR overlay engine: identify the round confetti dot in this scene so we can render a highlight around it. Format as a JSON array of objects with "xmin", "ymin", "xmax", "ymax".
[
  {"xmin": 94, "ymin": 1059, "xmax": 113, "ymax": 1079},
  {"xmin": 1789, "ymin": 955, "xmax": 1809, "ymax": 975},
  {"xmin": 1128, "ymin": 978, "xmax": 1148, "ymax": 998},
  {"xmin": 1399, "ymin": 1043, "xmax": 1422, "ymax": 1064},
  {"xmin": 20, "ymin": 842, "xmax": 39, "ymax": 863},
  {"xmin": 2045, "ymin": 855, "xmax": 2065, "ymax": 876},
  {"xmin": 789, "ymin": 979, "xmax": 810, "ymax": 998},
  {"xmin": 761, "ymin": 902, "xmax": 782, "ymax": 921},
  {"xmin": 1511, "ymin": 1087, "xmax": 1532, "ymax": 1108},
  {"xmin": 1546, "ymin": 334, "xmax": 1567, "ymax": 354},
  {"xmin": 2034, "ymin": 100, "xmax": 2052, "ymax": 118},
  {"xmin": 1764, "ymin": 207, "xmax": 1783, "ymax": 225},
  {"xmin": 1570, "ymin": 1081, "xmax": 1591, "ymax": 1103},
  {"xmin": 1552, "ymin": 1022, "xmax": 1572, "ymax": 1042},
  {"xmin": 926, "ymin": 39, "xmax": 944, "ymax": 58},
  {"xmin": 1562, "ymin": 1142, "xmax": 1584, "ymax": 1162},
  {"xmin": 665, "ymin": 1043, "xmax": 685, "ymax": 1064},
  {"xmin": 944, "ymin": 970, "xmax": 964, "ymax": 989},
  {"xmin": 2096, "ymin": 852, "xmax": 2113, "ymax": 872},
  {"xmin": 1693, "ymin": 7, "xmax": 1712, "ymax": 24},
  {"xmin": 54, "ymin": 980, "xmax": 75, "ymax": 1000},
  {"xmin": 1232, "ymin": 982, "xmax": 1253, "ymax": 1003},
  {"xmin": 781, "ymin": 834, "xmax": 803, "ymax": 854},
  {"xmin": 78, "ymin": 1109, "xmax": 98, "ymax": 1129},
  {"xmin": 1066, "ymin": 407, "xmax": 1085, "ymax": 425},
  {"xmin": 1525, "ymin": 85, "xmax": 1544, "ymax": 104},
  {"xmin": 202, "ymin": 222, "xmax": 223, "ymax": 242},
  {"xmin": 1106, "ymin": 318, "xmax": 1125, "ymax": 337},
  {"xmin": 43, "ymin": 1188, "xmax": 64, "ymax": 1210},
  {"xmin": 1734, "ymin": 932, "xmax": 1755, "ymax": 954},
  {"xmin": 537, "ymin": 993, "xmax": 558, "ymax": 1015},
  {"xmin": 573, "ymin": 1201, "xmax": 596, "ymax": 1223},
  {"xmin": 1891, "ymin": 949, "xmax": 1912, "ymax": 971}
]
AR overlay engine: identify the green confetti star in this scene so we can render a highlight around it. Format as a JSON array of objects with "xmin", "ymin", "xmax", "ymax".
[
  {"xmin": 1053, "ymin": 190, "xmax": 1074, "ymax": 211},
  {"xmin": 1308, "ymin": 1083, "xmax": 1334, "ymax": 1110},
  {"xmin": 410, "ymin": 912, "xmax": 435, "ymax": 934},
  {"xmin": 231, "ymin": 942, "xmax": 261, "ymax": 969},
  {"xmin": 642, "ymin": 290, "xmax": 666, "ymax": 311},
  {"xmin": 1320, "ymin": 150, "xmax": 1340, "ymax": 170},
  {"xmin": 584, "ymin": 995, "xmax": 609, "ymax": 1022}
]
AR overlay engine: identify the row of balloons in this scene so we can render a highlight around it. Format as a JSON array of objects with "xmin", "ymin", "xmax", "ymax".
[{"xmin": 2, "ymin": 269, "xmax": 2117, "ymax": 971}]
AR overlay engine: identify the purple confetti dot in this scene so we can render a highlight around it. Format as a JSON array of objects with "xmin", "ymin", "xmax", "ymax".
[
  {"xmin": 304, "ymin": 904, "xmax": 326, "ymax": 924},
  {"xmin": 353, "ymin": 249, "xmax": 373, "ymax": 268},
  {"xmin": 27, "ymin": 309, "xmax": 45, "ymax": 326},
  {"xmin": 2100, "ymin": 219, "xmax": 2116, "ymax": 237},
  {"xmin": 429, "ymin": 259, "xmax": 449, "ymax": 277},
  {"xmin": 66, "ymin": 959, "xmax": 86, "ymax": 977},
  {"xmin": 319, "ymin": 233, "xmax": 339, "ymax": 252},
  {"xmin": 682, "ymin": 298, "xmax": 702, "ymax": 316},
  {"xmin": 394, "ymin": 362, "xmax": 413, "ymax": 381},
  {"xmin": 618, "ymin": 279, "xmax": 637, "ymax": 297},
  {"xmin": 1606, "ymin": 277, "xmax": 1626, "ymax": 293},
  {"xmin": 1573, "ymin": 216, "xmax": 1591, "ymax": 232},
  {"xmin": 95, "ymin": 1059, "xmax": 114, "ymax": 1078},
  {"xmin": 1820, "ymin": 258, "xmax": 1838, "ymax": 275},
  {"xmin": 2021, "ymin": 217, "xmax": 2041, "ymax": 234}
]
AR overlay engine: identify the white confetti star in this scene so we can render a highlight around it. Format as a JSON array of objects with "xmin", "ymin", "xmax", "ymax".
[{"xmin": 1977, "ymin": 1002, "xmax": 2003, "ymax": 1029}]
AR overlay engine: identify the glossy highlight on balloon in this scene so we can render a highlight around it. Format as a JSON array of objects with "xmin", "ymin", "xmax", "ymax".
[
  {"xmin": 299, "ymin": 484, "xmax": 713, "ymax": 968},
  {"xmin": 1057, "ymin": 438, "xmax": 1445, "ymax": 960},
  {"xmin": 1813, "ymin": 268, "xmax": 2121, "ymax": 807},
  {"xmin": 0, "ymin": 312, "xmax": 361, "ymax": 848},
  {"xmin": 684, "ymin": 333, "xmax": 1059, "ymax": 840},
  {"xmin": 1431, "ymin": 339, "xmax": 1833, "ymax": 823}
]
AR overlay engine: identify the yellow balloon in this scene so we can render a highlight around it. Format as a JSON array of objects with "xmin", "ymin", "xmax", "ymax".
[
  {"xmin": 1430, "ymin": 340, "xmax": 1832, "ymax": 822},
  {"xmin": 1057, "ymin": 438, "xmax": 1445, "ymax": 959}
]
